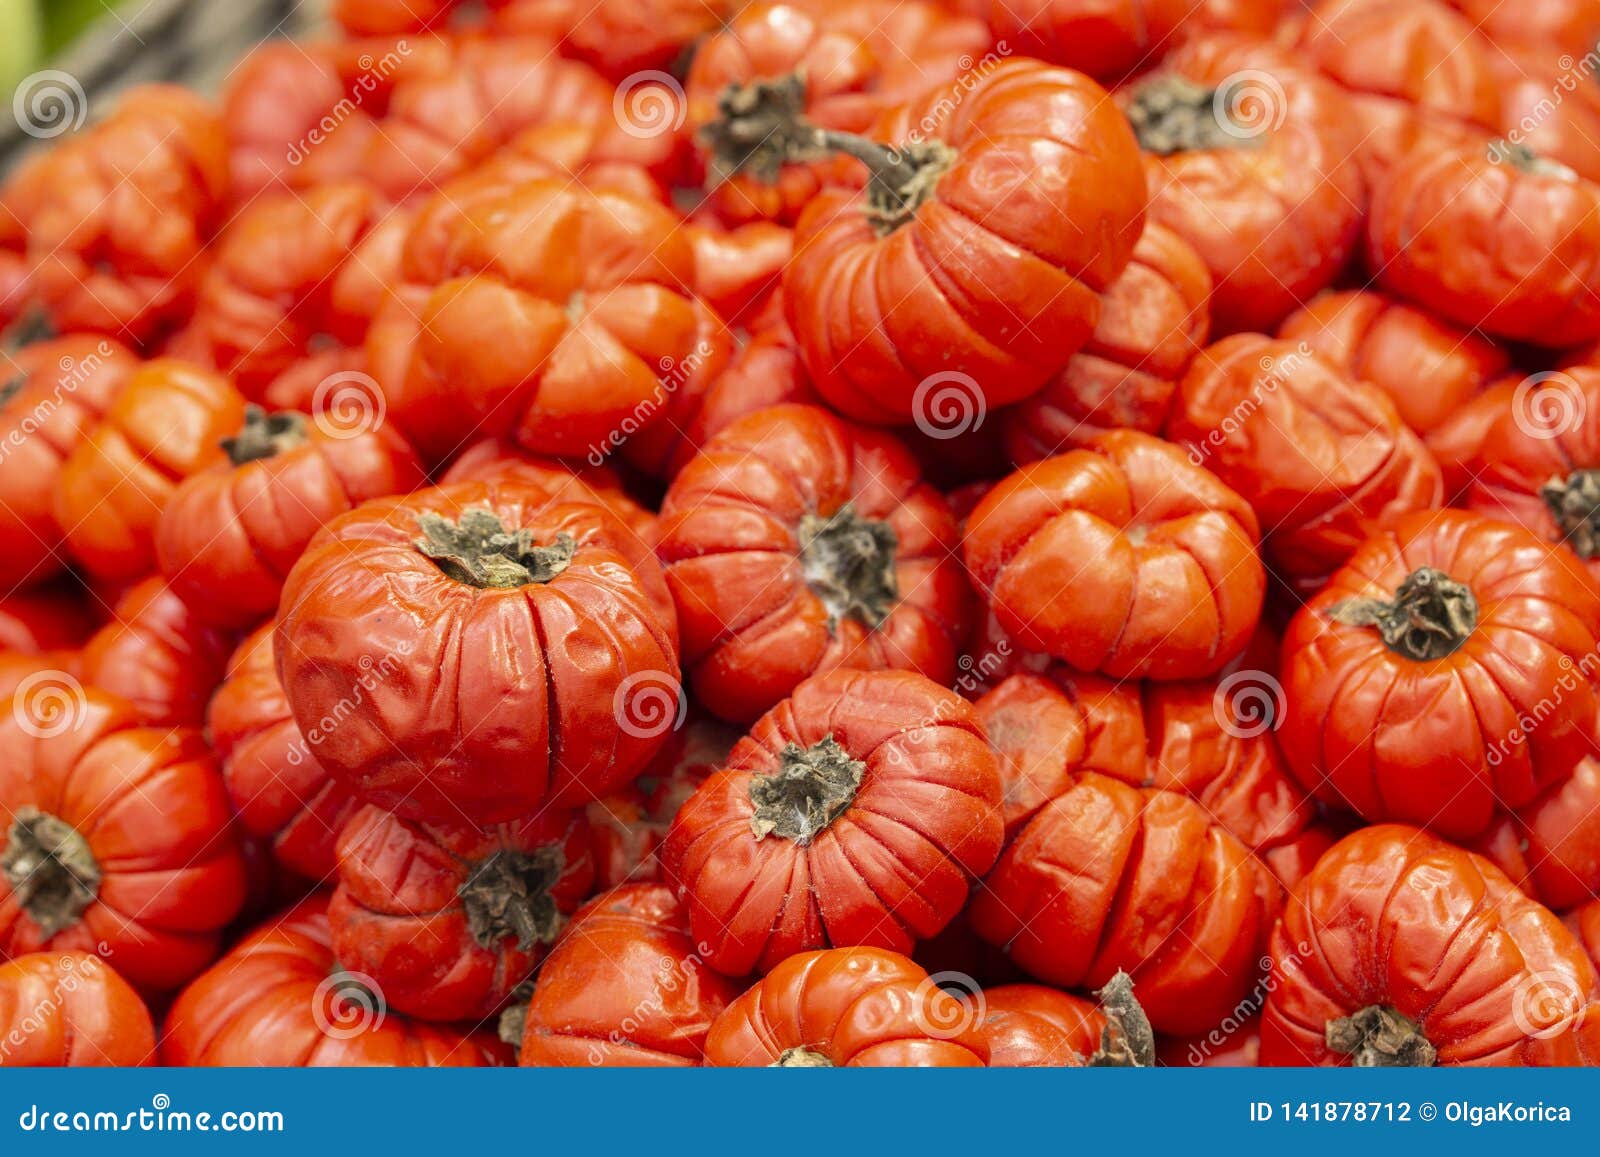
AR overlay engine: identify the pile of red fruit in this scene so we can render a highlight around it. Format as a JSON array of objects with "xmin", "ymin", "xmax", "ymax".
[{"xmin": 4, "ymin": 0, "xmax": 1600, "ymax": 1068}]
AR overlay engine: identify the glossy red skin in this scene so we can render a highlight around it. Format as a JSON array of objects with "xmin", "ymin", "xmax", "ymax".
[
  {"xmin": 1468, "ymin": 365, "xmax": 1600, "ymax": 578},
  {"xmin": 0, "ymin": 652, "xmax": 83, "ymax": 707},
  {"xmin": 704, "ymin": 947, "xmax": 990, "ymax": 1066},
  {"xmin": 0, "ymin": 952, "xmax": 155, "ymax": 1066},
  {"xmin": 1478, "ymin": 756, "xmax": 1600, "ymax": 911},
  {"xmin": 332, "ymin": 0, "xmax": 459, "ymax": 32},
  {"xmin": 1490, "ymin": 43, "xmax": 1600, "ymax": 184},
  {"xmin": 331, "ymin": 805, "xmax": 593, "ymax": 1021},
  {"xmin": 1281, "ymin": 510, "xmax": 1600, "ymax": 840},
  {"xmin": 0, "ymin": 337, "xmax": 138, "ymax": 590},
  {"xmin": 1426, "ymin": 376, "xmax": 1519, "ymax": 500},
  {"xmin": 685, "ymin": 221, "xmax": 792, "ymax": 329},
  {"xmin": 1167, "ymin": 334, "xmax": 1444, "ymax": 591},
  {"xmin": 974, "ymin": 668, "xmax": 1148, "ymax": 838},
  {"xmin": 785, "ymin": 59, "xmax": 1146, "ymax": 424},
  {"xmin": 1130, "ymin": 46, "xmax": 1364, "ymax": 335},
  {"xmin": 977, "ymin": 984, "xmax": 1105, "ymax": 1067},
  {"xmin": 276, "ymin": 481, "xmax": 679, "ymax": 825},
  {"xmin": 0, "ymin": 587, "xmax": 94, "ymax": 654},
  {"xmin": 966, "ymin": 430, "xmax": 1264, "ymax": 680},
  {"xmin": 356, "ymin": 39, "xmax": 677, "ymax": 203},
  {"xmin": 664, "ymin": 669, "xmax": 1005, "ymax": 976},
  {"xmin": 1144, "ymin": 680, "xmax": 1323, "ymax": 880},
  {"xmin": 687, "ymin": 0, "xmax": 991, "ymax": 226},
  {"xmin": 677, "ymin": 321, "xmax": 822, "ymax": 472},
  {"xmin": 6, "ymin": 87, "xmax": 228, "ymax": 342},
  {"xmin": 1262, "ymin": 825, "xmax": 1600, "ymax": 1065},
  {"xmin": 208, "ymin": 622, "xmax": 359, "ymax": 881},
  {"xmin": 55, "ymin": 359, "xmax": 248, "ymax": 584},
  {"xmin": 164, "ymin": 897, "xmax": 511, "ymax": 1066},
  {"xmin": 155, "ymin": 411, "xmax": 425, "ymax": 630},
  {"xmin": 1005, "ymin": 223, "xmax": 1211, "ymax": 463},
  {"xmin": 587, "ymin": 717, "xmax": 739, "ymax": 889},
  {"xmin": 1293, "ymin": 0, "xmax": 1497, "ymax": 186},
  {"xmin": 492, "ymin": 0, "xmax": 735, "ymax": 80},
  {"xmin": 0, "ymin": 690, "xmax": 246, "ymax": 991},
  {"xmin": 657, "ymin": 405, "xmax": 971, "ymax": 724},
  {"xmin": 188, "ymin": 185, "xmax": 380, "ymax": 396},
  {"xmin": 1570, "ymin": 899, "xmax": 1600, "ymax": 966},
  {"xmin": 985, "ymin": 0, "xmax": 1192, "ymax": 78},
  {"xmin": 970, "ymin": 771, "xmax": 1281, "ymax": 1035},
  {"xmin": 1450, "ymin": 0, "xmax": 1600, "ymax": 55},
  {"xmin": 1369, "ymin": 144, "xmax": 1600, "ymax": 346},
  {"xmin": 220, "ymin": 41, "xmax": 361, "ymax": 202},
  {"xmin": 1278, "ymin": 290, "xmax": 1510, "ymax": 438},
  {"xmin": 375, "ymin": 179, "xmax": 731, "ymax": 469},
  {"xmin": 78, "ymin": 577, "xmax": 232, "ymax": 728},
  {"xmin": 518, "ymin": 883, "xmax": 742, "ymax": 1065}
]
